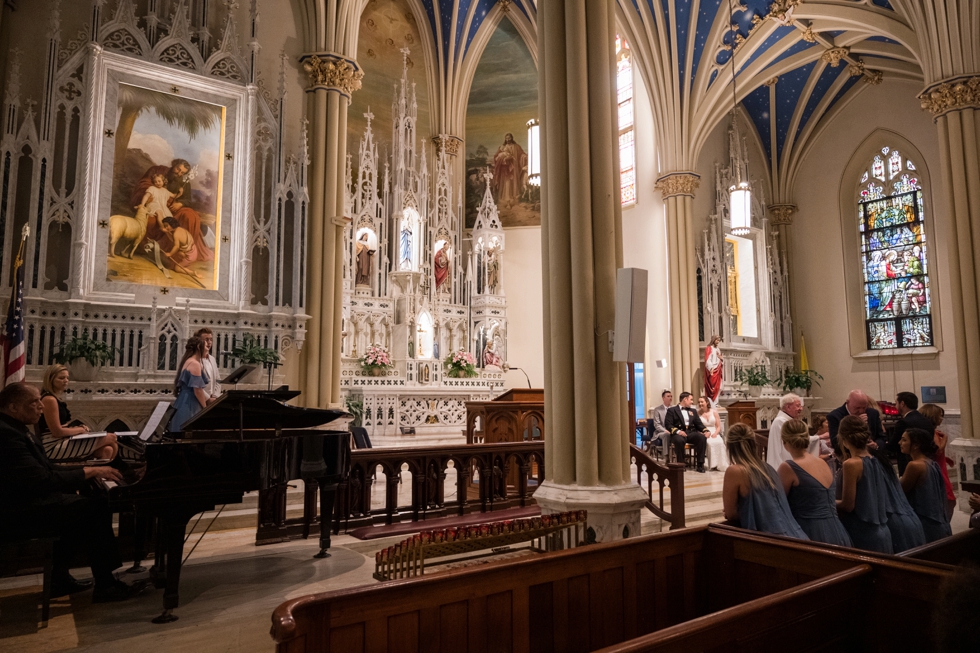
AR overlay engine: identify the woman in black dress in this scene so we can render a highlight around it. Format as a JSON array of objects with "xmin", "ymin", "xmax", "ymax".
[{"xmin": 38, "ymin": 364, "xmax": 116, "ymax": 461}]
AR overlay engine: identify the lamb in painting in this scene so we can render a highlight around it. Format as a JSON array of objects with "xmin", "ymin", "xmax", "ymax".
[{"xmin": 109, "ymin": 206, "xmax": 150, "ymax": 258}]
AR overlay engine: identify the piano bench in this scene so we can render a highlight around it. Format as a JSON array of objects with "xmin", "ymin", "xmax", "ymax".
[{"xmin": 0, "ymin": 536, "xmax": 57, "ymax": 626}]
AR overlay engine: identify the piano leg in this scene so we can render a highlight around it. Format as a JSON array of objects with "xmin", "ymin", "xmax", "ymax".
[
  {"xmin": 152, "ymin": 511, "xmax": 194, "ymax": 624},
  {"xmin": 314, "ymin": 479, "xmax": 339, "ymax": 559}
]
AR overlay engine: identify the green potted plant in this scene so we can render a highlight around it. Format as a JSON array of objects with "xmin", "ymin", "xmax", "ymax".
[
  {"xmin": 52, "ymin": 333, "xmax": 118, "ymax": 382},
  {"xmin": 734, "ymin": 364, "xmax": 773, "ymax": 398},
  {"xmin": 780, "ymin": 368, "xmax": 823, "ymax": 396},
  {"xmin": 344, "ymin": 394, "xmax": 364, "ymax": 428},
  {"xmin": 444, "ymin": 349, "xmax": 477, "ymax": 378},
  {"xmin": 229, "ymin": 333, "xmax": 281, "ymax": 384}
]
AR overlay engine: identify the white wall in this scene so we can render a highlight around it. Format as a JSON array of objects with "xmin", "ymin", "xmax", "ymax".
[
  {"xmin": 791, "ymin": 79, "xmax": 960, "ymax": 411},
  {"xmin": 622, "ymin": 59, "xmax": 671, "ymax": 412},
  {"xmin": 500, "ymin": 226, "xmax": 544, "ymax": 388}
]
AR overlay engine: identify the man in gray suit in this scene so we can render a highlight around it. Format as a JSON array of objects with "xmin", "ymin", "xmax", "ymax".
[{"xmin": 647, "ymin": 390, "xmax": 673, "ymax": 455}]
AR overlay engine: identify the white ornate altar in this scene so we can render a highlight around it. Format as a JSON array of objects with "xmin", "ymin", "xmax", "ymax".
[{"xmin": 340, "ymin": 53, "xmax": 509, "ymax": 446}]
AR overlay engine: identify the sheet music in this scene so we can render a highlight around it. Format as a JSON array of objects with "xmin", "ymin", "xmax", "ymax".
[
  {"xmin": 115, "ymin": 431, "xmax": 139, "ymax": 437},
  {"xmin": 140, "ymin": 401, "xmax": 172, "ymax": 441}
]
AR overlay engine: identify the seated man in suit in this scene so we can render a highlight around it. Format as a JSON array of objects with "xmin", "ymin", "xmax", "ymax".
[
  {"xmin": 0, "ymin": 382, "xmax": 137, "ymax": 602},
  {"xmin": 664, "ymin": 392, "xmax": 709, "ymax": 472},
  {"xmin": 647, "ymin": 390, "xmax": 673, "ymax": 454},
  {"xmin": 827, "ymin": 389, "xmax": 886, "ymax": 454},
  {"xmin": 891, "ymin": 391, "xmax": 935, "ymax": 475}
]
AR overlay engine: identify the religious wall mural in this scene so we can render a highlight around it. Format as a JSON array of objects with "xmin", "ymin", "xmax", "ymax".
[
  {"xmin": 347, "ymin": 0, "xmax": 431, "ymax": 162},
  {"xmin": 107, "ymin": 84, "xmax": 225, "ymax": 290},
  {"xmin": 465, "ymin": 19, "xmax": 539, "ymax": 228}
]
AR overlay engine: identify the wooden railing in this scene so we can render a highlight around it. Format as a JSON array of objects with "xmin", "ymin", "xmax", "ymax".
[
  {"xmin": 630, "ymin": 444, "xmax": 687, "ymax": 529},
  {"xmin": 334, "ymin": 441, "xmax": 544, "ymax": 532}
]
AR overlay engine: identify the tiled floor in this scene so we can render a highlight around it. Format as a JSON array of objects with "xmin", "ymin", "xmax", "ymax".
[{"xmin": 0, "ymin": 465, "xmax": 971, "ymax": 653}]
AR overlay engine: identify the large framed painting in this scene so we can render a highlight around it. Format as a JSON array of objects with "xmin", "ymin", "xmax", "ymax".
[{"xmin": 85, "ymin": 53, "xmax": 248, "ymax": 303}]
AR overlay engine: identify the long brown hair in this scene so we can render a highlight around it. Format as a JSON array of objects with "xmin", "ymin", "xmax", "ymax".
[
  {"xmin": 174, "ymin": 336, "xmax": 206, "ymax": 392},
  {"xmin": 726, "ymin": 423, "xmax": 775, "ymax": 489}
]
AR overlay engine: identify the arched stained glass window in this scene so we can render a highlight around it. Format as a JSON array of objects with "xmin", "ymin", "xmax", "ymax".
[
  {"xmin": 859, "ymin": 147, "xmax": 932, "ymax": 349},
  {"xmin": 616, "ymin": 36, "xmax": 635, "ymax": 206}
]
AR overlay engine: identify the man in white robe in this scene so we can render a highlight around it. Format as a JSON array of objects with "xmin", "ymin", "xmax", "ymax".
[{"xmin": 766, "ymin": 393, "xmax": 824, "ymax": 469}]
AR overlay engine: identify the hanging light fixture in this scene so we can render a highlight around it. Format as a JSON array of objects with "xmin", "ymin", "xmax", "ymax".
[
  {"xmin": 727, "ymin": 0, "xmax": 751, "ymax": 236},
  {"xmin": 526, "ymin": 118, "xmax": 540, "ymax": 187}
]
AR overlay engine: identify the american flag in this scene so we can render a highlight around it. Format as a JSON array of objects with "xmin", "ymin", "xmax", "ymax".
[{"xmin": 1, "ymin": 226, "xmax": 28, "ymax": 386}]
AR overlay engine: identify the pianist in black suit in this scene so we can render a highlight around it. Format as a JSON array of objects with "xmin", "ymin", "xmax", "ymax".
[{"xmin": 0, "ymin": 382, "xmax": 136, "ymax": 602}]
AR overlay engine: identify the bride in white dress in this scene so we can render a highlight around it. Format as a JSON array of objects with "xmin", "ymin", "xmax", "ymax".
[{"xmin": 698, "ymin": 396, "xmax": 729, "ymax": 471}]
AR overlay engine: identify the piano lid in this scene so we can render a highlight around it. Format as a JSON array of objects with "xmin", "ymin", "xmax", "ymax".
[{"xmin": 179, "ymin": 390, "xmax": 347, "ymax": 432}]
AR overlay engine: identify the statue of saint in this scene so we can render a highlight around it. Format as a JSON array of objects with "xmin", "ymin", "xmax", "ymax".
[
  {"xmin": 492, "ymin": 133, "xmax": 528, "ymax": 206},
  {"xmin": 355, "ymin": 232, "xmax": 374, "ymax": 287},
  {"xmin": 434, "ymin": 243, "xmax": 450, "ymax": 292},
  {"xmin": 483, "ymin": 338, "xmax": 502, "ymax": 370},
  {"xmin": 399, "ymin": 218, "xmax": 413, "ymax": 271},
  {"xmin": 703, "ymin": 335, "xmax": 723, "ymax": 408},
  {"xmin": 485, "ymin": 247, "xmax": 500, "ymax": 294}
]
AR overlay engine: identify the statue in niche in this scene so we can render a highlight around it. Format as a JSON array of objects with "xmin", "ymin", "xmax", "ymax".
[
  {"xmin": 434, "ymin": 243, "xmax": 450, "ymax": 292},
  {"xmin": 355, "ymin": 232, "xmax": 375, "ymax": 286},
  {"xmin": 408, "ymin": 339, "xmax": 415, "ymax": 359},
  {"xmin": 399, "ymin": 215, "xmax": 413, "ymax": 270},
  {"xmin": 703, "ymin": 335, "xmax": 723, "ymax": 408},
  {"xmin": 485, "ymin": 247, "xmax": 500, "ymax": 294},
  {"xmin": 492, "ymin": 133, "xmax": 528, "ymax": 207},
  {"xmin": 483, "ymin": 338, "xmax": 503, "ymax": 370}
]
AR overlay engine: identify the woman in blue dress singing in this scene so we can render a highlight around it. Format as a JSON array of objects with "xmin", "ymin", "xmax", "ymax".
[
  {"xmin": 836, "ymin": 416, "xmax": 893, "ymax": 554},
  {"xmin": 722, "ymin": 423, "xmax": 808, "ymax": 540},
  {"xmin": 900, "ymin": 427, "xmax": 953, "ymax": 543},
  {"xmin": 169, "ymin": 336, "xmax": 209, "ymax": 432},
  {"xmin": 777, "ymin": 418, "xmax": 852, "ymax": 547}
]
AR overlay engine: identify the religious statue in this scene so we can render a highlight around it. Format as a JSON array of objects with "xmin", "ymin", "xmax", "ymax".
[
  {"xmin": 485, "ymin": 247, "xmax": 500, "ymax": 294},
  {"xmin": 704, "ymin": 335, "xmax": 723, "ymax": 408},
  {"xmin": 355, "ymin": 231, "xmax": 375, "ymax": 287},
  {"xmin": 399, "ymin": 216, "xmax": 413, "ymax": 270},
  {"xmin": 434, "ymin": 243, "xmax": 450, "ymax": 292},
  {"xmin": 483, "ymin": 338, "xmax": 503, "ymax": 370},
  {"xmin": 492, "ymin": 133, "xmax": 528, "ymax": 207}
]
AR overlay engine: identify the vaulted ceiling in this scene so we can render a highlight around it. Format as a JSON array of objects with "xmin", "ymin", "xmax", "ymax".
[{"xmin": 404, "ymin": 1, "xmax": 924, "ymax": 198}]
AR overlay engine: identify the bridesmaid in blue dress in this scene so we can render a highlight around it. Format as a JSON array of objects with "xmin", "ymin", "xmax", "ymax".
[
  {"xmin": 900, "ymin": 427, "xmax": 953, "ymax": 543},
  {"xmin": 723, "ymin": 423, "xmax": 808, "ymax": 540},
  {"xmin": 836, "ymin": 416, "xmax": 893, "ymax": 554},
  {"xmin": 777, "ymin": 419, "xmax": 852, "ymax": 547},
  {"xmin": 169, "ymin": 336, "xmax": 210, "ymax": 432}
]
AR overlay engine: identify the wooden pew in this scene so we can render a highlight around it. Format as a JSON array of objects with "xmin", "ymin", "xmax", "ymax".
[
  {"xmin": 900, "ymin": 527, "xmax": 980, "ymax": 566},
  {"xmin": 270, "ymin": 524, "xmax": 954, "ymax": 653}
]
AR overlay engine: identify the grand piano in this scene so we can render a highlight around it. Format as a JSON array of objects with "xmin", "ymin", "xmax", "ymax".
[{"xmin": 109, "ymin": 390, "xmax": 349, "ymax": 624}]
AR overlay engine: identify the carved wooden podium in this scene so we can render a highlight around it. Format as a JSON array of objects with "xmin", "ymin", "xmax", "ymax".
[
  {"xmin": 726, "ymin": 400, "xmax": 758, "ymax": 429},
  {"xmin": 465, "ymin": 388, "xmax": 545, "ymax": 444}
]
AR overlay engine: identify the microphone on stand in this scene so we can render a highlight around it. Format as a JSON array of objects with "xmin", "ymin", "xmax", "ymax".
[{"xmin": 503, "ymin": 363, "xmax": 532, "ymax": 389}]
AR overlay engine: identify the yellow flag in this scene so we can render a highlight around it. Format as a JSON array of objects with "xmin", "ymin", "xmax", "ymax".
[{"xmin": 800, "ymin": 333, "xmax": 809, "ymax": 372}]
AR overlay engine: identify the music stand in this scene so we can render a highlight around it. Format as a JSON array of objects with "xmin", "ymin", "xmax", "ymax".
[{"xmin": 221, "ymin": 364, "xmax": 256, "ymax": 385}]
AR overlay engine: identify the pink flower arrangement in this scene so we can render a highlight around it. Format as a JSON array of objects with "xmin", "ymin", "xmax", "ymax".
[
  {"xmin": 444, "ymin": 348, "xmax": 477, "ymax": 378},
  {"xmin": 360, "ymin": 344, "xmax": 393, "ymax": 371}
]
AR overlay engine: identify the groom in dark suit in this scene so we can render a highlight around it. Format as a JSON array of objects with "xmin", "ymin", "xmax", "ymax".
[{"xmin": 664, "ymin": 392, "xmax": 709, "ymax": 472}]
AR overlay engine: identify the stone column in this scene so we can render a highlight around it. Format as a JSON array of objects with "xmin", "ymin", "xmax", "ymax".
[
  {"xmin": 654, "ymin": 172, "xmax": 701, "ymax": 397},
  {"xmin": 299, "ymin": 53, "xmax": 362, "ymax": 408},
  {"xmin": 919, "ymin": 77, "xmax": 980, "ymax": 439},
  {"xmin": 533, "ymin": 0, "xmax": 646, "ymax": 543}
]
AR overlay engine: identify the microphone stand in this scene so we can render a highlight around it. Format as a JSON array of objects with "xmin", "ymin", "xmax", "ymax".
[{"xmin": 504, "ymin": 364, "xmax": 532, "ymax": 389}]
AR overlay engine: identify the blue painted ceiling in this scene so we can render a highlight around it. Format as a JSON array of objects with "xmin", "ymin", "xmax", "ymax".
[{"xmin": 411, "ymin": 0, "xmax": 908, "ymax": 167}]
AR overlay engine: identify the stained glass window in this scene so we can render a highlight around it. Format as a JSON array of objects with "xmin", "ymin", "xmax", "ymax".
[
  {"xmin": 616, "ymin": 36, "xmax": 635, "ymax": 207},
  {"xmin": 859, "ymin": 149, "xmax": 932, "ymax": 349}
]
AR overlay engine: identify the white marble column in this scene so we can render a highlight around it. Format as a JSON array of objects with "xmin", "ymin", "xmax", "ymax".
[{"xmin": 534, "ymin": 0, "xmax": 646, "ymax": 542}]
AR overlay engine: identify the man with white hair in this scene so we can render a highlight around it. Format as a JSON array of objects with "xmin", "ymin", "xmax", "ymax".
[
  {"xmin": 826, "ymin": 389, "xmax": 887, "ymax": 453},
  {"xmin": 766, "ymin": 393, "xmax": 824, "ymax": 469}
]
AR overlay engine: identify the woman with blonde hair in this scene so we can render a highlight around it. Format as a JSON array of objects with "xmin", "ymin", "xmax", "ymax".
[
  {"xmin": 919, "ymin": 403, "xmax": 955, "ymax": 520},
  {"xmin": 722, "ymin": 423, "xmax": 807, "ymax": 539},
  {"xmin": 37, "ymin": 364, "xmax": 117, "ymax": 461},
  {"xmin": 777, "ymin": 419, "xmax": 851, "ymax": 546}
]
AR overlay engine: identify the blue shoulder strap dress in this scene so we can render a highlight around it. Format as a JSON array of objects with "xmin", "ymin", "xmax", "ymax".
[
  {"xmin": 839, "ymin": 457, "xmax": 894, "ymax": 554},
  {"xmin": 905, "ymin": 458, "xmax": 953, "ymax": 543},
  {"xmin": 786, "ymin": 460, "xmax": 853, "ymax": 547},
  {"xmin": 878, "ymin": 459, "xmax": 927, "ymax": 552},
  {"xmin": 169, "ymin": 368, "xmax": 209, "ymax": 432},
  {"xmin": 737, "ymin": 465, "xmax": 809, "ymax": 540}
]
